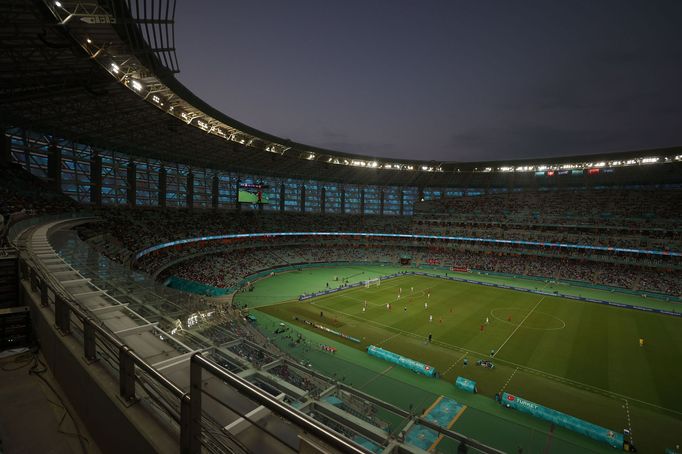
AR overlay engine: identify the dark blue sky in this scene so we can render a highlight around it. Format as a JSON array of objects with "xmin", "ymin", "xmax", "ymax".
[{"xmin": 174, "ymin": 1, "xmax": 682, "ymax": 162}]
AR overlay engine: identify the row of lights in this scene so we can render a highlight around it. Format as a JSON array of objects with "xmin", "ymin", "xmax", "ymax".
[
  {"xmin": 493, "ymin": 156, "xmax": 680, "ymax": 173},
  {"xmin": 87, "ymin": 26, "xmax": 682, "ymax": 175}
]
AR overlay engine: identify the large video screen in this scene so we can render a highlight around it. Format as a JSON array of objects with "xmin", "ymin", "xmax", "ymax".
[{"xmin": 238, "ymin": 182, "xmax": 269, "ymax": 204}]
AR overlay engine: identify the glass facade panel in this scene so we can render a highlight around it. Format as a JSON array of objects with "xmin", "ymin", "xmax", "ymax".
[
  {"xmin": 218, "ymin": 173, "xmax": 236, "ymax": 208},
  {"xmin": 283, "ymin": 178, "xmax": 300, "ymax": 212},
  {"xmin": 344, "ymin": 185, "xmax": 360, "ymax": 214},
  {"xmin": 402, "ymin": 187, "xmax": 418, "ymax": 215},
  {"xmin": 101, "ymin": 151, "xmax": 128, "ymax": 205},
  {"xmin": 192, "ymin": 168, "xmax": 212, "ymax": 209},
  {"xmin": 7, "ymin": 129, "xmax": 437, "ymax": 217},
  {"xmin": 364, "ymin": 185, "xmax": 380, "ymax": 215},
  {"xmin": 61, "ymin": 143, "xmax": 91, "ymax": 203},
  {"xmin": 134, "ymin": 159, "xmax": 161, "ymax": 206},
  {"xmin": 323, "ymin": 184, "xmax": 341, "ymax": 214},
  {"xmin": 303, "ymin": 181, "xmax": 320, "ymax": 213},
  {"xmin": 383, "ymin": 186, "xmax": 401, "ymax": 215},
  {"xmin": 423, "ymin": 189, "xmax": 442, "ymax": 201}
]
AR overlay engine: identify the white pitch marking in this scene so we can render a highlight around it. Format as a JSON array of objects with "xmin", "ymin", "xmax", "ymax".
[
  {"xmin": 494, "ymin": 295, "xmax": 546, "ymax": 357},
  {"xmin": 499, "ymin": 367, "xmax": 519, "ymax": 393}
]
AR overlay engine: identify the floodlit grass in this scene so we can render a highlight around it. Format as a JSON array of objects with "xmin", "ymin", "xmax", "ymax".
[{"xmin": 257, "ymin": 272, "xmax": 682, "ymax": 452}]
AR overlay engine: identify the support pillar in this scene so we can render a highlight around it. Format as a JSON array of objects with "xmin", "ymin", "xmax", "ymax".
[
  {"xmin": 300, "ymin": 185, "xmax": 306, "ymax": 212},
  {"xmin": 90, "ymin": 153, "xmax": 102, "ymax": 206},
  {"xmin": 340, "ymin": 188, "xmax": 346, "ymax": 214},
  {"xmin": 158, "ymin": 167, "xmax": 167, "ymax": 208},
  {"xmin": 0, "ymin": 133, "xmax": 10, "ymax": 165},
  {"xmin": 400, "ymin": 190, "xmax": 405, "ymax": 216},
  {"xmin": 279, "ymin": 183, "xmax": 285, "ymax": 212},
  {"xmin": 47, "ymin": 142, "xmax": 61, "ymax": 192},
  {"xmin": 211, "ymin": 174, "xmax": 219, "ymax": 209},
  {"xmin": 360, "ymin": 188, "xmax": 365, "ymax": 216},
  {"xmin": 126, "ymin": 161, "xmax": 136, "ymax": 207},
  {"xmin": 186, "ymin": 171, "xmax": 194, "ymax": 209},
  {"xmin": 320, "ymin": 187, "xmax": 326, "ymax": 214},
  {"xmin": 380, "ymin": 189, "xmax": 385, "ymax": 216},
  {"xmin": 235, "ymin": 179, "xmax": 241, "ymax": 211}
]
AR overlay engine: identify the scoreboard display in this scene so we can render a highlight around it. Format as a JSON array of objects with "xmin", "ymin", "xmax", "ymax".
[{"xmin": 238, "ymin": 182, "xmax": 269, "ymax": 204}]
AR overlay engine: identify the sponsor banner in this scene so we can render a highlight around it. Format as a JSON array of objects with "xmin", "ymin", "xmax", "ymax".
[
  {"xmin": 367, "ymin": 345, "xmax": 437, "ymax": 377},
  {"xmin": 501, "ymin": 392, "xmax": 623, "ymax": 449},
  {"xmin": 455, "ymin": 376, "xmax": 477, "ymax": 393},
  {"xmin": 299, "ymin": 319, "xmax": 361, "ymax": 343}
]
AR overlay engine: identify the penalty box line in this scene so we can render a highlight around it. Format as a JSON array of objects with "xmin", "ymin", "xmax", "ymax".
[{"xmin": 318, "ymin": 278, "xmax": 432, "ymax": 308}]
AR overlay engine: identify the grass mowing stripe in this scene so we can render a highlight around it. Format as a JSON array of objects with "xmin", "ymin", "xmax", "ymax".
[{"xmin": 494, "ymin": 294, "xmax": 547, "ymax": 357}]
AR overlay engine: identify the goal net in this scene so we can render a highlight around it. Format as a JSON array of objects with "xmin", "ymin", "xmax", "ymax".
[{"xmin": 365, "ymin": 278, "xmax": 381, "ymax": 288}]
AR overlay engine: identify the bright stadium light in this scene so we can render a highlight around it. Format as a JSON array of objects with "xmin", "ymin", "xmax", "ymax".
[
  {"xmin": 86, "ymin": 38, "xmax": 92, "ymax": 44},
  {"xmin": 130, "ymin": 80, "xmax": 143, "ymax": 92},
  {"xmin": 54, "ymin": 1, "xmax": 62, "ymax": 7},
  {"xmin": 111, "ymin": 63, "xmax": 120, "ymax": 74}
]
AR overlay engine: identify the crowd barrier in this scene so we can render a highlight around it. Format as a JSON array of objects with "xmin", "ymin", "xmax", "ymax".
[
  {"xmin": 367, "ymin": 345, "xmax": 437, "ymax": 377},
  {"xmin": 501, "ymin": 392, "xmax": 624, "ymax": 449},
  {"xmin": 297, "ymin": 318, "xmax": 361, "ymax": 343},
  {"xmin": 455, "ymin": 376, "xmax": 477, "ymax": 393}
]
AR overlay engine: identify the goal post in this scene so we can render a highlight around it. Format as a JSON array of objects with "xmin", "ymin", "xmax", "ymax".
[{"xmin": 365, "ymin": 277, "xmax": 381, "ymax": 288}]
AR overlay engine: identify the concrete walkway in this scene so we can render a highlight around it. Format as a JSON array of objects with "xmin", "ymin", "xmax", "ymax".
[{"xmin": 0, "ymin": 349, "xmax": 102, "ymax": 454}]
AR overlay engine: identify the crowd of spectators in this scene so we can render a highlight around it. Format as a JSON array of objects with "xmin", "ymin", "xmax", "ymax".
[
  {"xmin": 415, "ymin": 187, "xmax": 682, "ymax": 226},
  {"xmin": 160, "ymin": 243, "xmax": 681, "ymax": 296},
  {"xmin": 1, "ymin": 162, "xmax": 679, "ymax": 297},
  {"xmin": 76, "ymin": 207, "xmax": 411, "ymax": 262}
]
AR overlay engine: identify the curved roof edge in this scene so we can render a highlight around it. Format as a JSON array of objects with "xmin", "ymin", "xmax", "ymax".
[{"xmin": 42, "ymin": 0, "xmax": 682, "ymax": 175}]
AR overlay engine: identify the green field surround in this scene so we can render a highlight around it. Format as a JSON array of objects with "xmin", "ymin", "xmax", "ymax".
[{"xmin": 232, "ymin": 265, "xmax": 682, "ymax": 453}]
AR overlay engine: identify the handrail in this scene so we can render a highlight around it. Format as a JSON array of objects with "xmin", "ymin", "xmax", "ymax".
[
  {"xmin": 191, "ymin": 353, "xmax": 370, "ymax": 454},
  {"xmin": 16, "ymin": 215, "xmax": 507, "ymax": 453}
]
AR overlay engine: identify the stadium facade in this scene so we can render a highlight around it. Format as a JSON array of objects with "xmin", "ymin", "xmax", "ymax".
[{"xmin": 1, "ymin": 1, "xmax": 681, "ymax": 454}]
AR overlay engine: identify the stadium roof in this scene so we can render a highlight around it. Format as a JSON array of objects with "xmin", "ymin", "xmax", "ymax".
[{"xmin": 1, "ymin": 0, "xmax": 681, "ymax": 187}]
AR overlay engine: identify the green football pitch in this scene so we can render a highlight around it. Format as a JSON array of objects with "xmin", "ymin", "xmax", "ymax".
[{"xmin": 235, "ymin": 266, "xmax": 682, "ymax": 453}]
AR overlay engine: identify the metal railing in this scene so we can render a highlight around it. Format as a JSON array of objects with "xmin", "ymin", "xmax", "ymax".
[
  {"xmin": 14, "ymin": 215, "xmax": 508, "ymax": 454},
  {"xmin": 189, "ymin": 354, "xmax": 367, "ymax": 454},
  {"xmin": 16, "ymin": 220, "xmax": 376, "ymax": 453}
]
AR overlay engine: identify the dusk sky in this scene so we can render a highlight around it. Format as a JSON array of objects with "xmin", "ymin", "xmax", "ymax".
[{"xmin": 174, "ymin": 1, "xmax": 682, "ymax": 162}]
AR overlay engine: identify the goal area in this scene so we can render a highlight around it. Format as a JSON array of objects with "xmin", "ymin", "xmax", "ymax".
[{"xmin": 365, "ymin": 278, "xmax": 381, "ymax": 288}]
